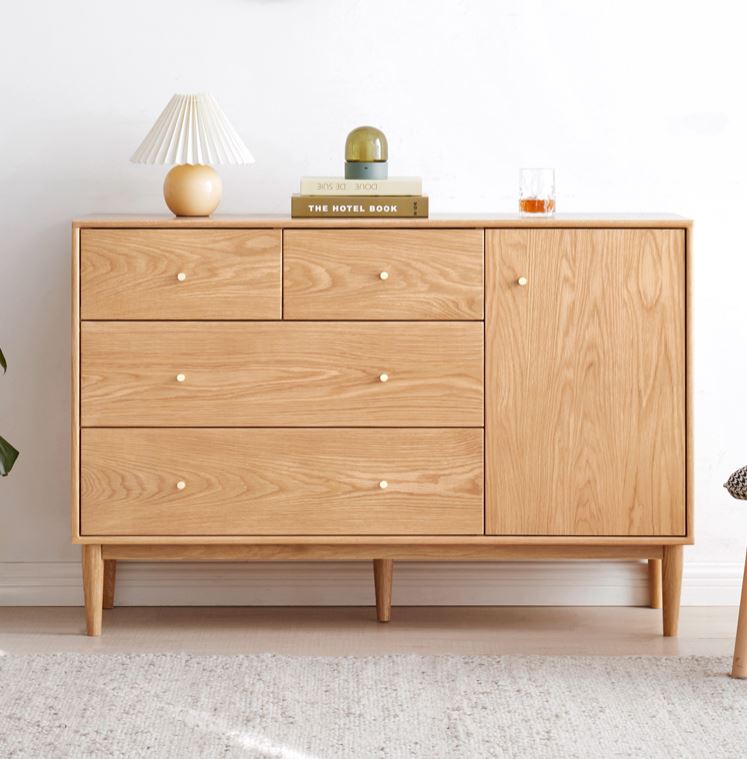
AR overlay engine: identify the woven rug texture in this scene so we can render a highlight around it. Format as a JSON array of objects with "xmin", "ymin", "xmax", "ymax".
[{"xmin": 0, "ymin": 654, "xmax": 745, "ymax": 758}]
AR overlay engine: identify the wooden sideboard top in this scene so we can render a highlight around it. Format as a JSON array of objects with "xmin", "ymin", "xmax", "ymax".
[{"xmin": 73, "ymin": 213, "xmax": 692, "ymax": 230}]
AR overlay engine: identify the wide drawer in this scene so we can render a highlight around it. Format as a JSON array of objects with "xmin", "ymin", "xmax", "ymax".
[
  {"xmin": 80, "ymin": 428, "xmax": 484, "ymax": 535},
  {"xmin": 80, "ymin": 229, "xmax": 281, "ymax": 319},
  {"xmin": 283, "ymin": 230, "xmax": 483, "ymax": 319},
  {"xmin": 80, "ymin": 322, "xmax": 484, "ymax": 427}
]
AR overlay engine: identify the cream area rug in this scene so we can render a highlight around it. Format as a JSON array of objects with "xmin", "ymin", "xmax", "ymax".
[{"xmin": 0, "ymin": 654, "xmax": 745, "ymax": 759}]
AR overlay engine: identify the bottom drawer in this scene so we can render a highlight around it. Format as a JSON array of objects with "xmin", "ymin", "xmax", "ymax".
[{"xmin": 80, "ymin": 429, "xmax": 483, "ymax": 535}]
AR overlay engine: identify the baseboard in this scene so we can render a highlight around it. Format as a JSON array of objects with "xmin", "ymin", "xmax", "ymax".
[{"xmin": 0, "ymin": 560, "xmax": 742, "ymax": 607}]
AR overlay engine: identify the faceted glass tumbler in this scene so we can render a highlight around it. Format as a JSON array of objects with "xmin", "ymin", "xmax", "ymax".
[{"xmin": 519, "ymin": 168, "xmax": 556, "ymax": 216}]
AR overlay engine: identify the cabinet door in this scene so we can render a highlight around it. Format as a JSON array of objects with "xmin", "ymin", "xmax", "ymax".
[{"xmin": 486, "ymin": 229, "xmax": 686, "ymax": 536}]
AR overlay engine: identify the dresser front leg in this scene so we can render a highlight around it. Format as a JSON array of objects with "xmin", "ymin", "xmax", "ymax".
[
  {"xmin": 103, "ymin": 559, "xmax": 117, "ymax": 609},
  {"xmin": 82, "ymin": 545, "xmax": 104, "ymax": 636},
  {"xmin": 662, "ymin": 546, "xmax": 683, "ymax": 637},
  {"xmin": 373, "ymin": 559, "xmax": 393, "ymax": 623}
]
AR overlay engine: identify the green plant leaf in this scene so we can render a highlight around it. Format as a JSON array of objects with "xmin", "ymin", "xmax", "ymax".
[
  {"xmin": 0, "ymin": 347, "xmax": 5, "ymax": 373},
  {"xmin": 0, "ymin": 436, "xmax": 19, "ymax": 476}
]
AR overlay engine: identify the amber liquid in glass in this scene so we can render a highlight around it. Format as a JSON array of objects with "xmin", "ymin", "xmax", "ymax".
[{"xmin": 520, "ymin": 197, "xmax": 556, "ymax": 214}]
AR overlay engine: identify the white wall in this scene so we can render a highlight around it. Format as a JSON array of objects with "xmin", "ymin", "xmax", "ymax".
[{"xmin": 1, "ymin": 0, "xmax": 745, "ymax": 605}]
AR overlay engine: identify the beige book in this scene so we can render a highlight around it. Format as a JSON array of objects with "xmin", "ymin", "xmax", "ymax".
[{"xmin": 299, "ymin": 177, "xmax": 422, "ymax": 196}]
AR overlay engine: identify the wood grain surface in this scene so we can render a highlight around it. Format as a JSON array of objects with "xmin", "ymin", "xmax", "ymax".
[
  {"xmin": 80, "ymin": 321, "xmax": 484, "ymax": 427},
  {"xmin": 73, "ymin": 214, "xmax": 692, "ymax": 230},
  {"xmin": 662, "ymin": 545, "xmax": 684, "ymax": 636},
  {"xmin": 101, "ymin": 544, "xmax": 662, "ymax": 560},
  {"xmin": 648, "ymin": 558, "xmax": 662, "ymax": 609},
  {"xmin": 486, "ymin": 229, "xmax": 686, "ymax": 536},
  {"xmin": 81, "ymin": 428, "xmax": 484, "ymax": 536},
  {"xmin": 72, "ymin": 227, "xmax": 81, "ymax": 540},
  {"xmin": 284, "ymin": 229, "xmax": 483, "ymax": 319},
  {"xmin": 102, "ymin": 560, "xmax": 116, "ymax": 609},
  {"xmin": 373, "ymin": 559, "xmax": 394, "ymax": 621},
  {"xmin": 80, "ymin": 229, "xmax": 281, "ymax": 319},
  {"xmin": 81, "ymin": 545, "xmax": 103, "ymax": 636}
]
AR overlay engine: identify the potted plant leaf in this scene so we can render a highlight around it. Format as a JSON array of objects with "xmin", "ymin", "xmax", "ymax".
[{"xmin": 0, "ymin": 346, "xmax": 19, "ymax": 475}]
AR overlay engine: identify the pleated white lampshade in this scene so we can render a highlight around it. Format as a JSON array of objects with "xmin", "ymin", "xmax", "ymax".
[{"xmin": 131, "ymin": 93, "xmax": 254, "ymax": 166}]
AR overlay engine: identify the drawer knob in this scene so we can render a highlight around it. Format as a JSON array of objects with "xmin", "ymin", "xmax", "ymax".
[
  {"xmin": 176, "ymin": 480, "xmax": 186, "ymax": 490},
  {"xmin": 517, "ymin": 276, "xmax": 528, "ymax": 287},
  {"xmin": 379, "ymin": 480, "xmax": 389, "ymax": 489},
  {"xmin": 176, "ymin": 272, "xmax": 187, "ymax": 282},
  {"xmin": 176, "ymin": 373, "xmax": 186, "ymax": 383},
  {"xmin": 379, "ymin": 271, "xmax": 389, "ymax": 281},
  {"xmin": 379, "ymin": 372, "xmax": 389, "ymax": 383}
]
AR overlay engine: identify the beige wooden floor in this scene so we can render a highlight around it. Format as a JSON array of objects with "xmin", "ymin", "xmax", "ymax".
[{"xmin": 0, "ymin": 606, "xmax": 738, "ymax": 656}]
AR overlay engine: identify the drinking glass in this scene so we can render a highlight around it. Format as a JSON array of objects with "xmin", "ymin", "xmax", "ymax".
[{"xmin": 519, "ymin": 168, "xmax": 555, "ymax": 216}]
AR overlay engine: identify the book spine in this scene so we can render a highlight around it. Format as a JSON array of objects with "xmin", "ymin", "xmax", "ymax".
[
  {"xmin": 299, "ymin": 178, "xmax": 422, "ymax": 196},
  {"xmin": 291, "ymin": 196, "xmax": 428, "ymax": 218}
]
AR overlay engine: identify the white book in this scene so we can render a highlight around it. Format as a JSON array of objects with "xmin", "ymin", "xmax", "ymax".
[{"xmin": 300, "ymin": 176, "xmax": 422, "ymax": 196}]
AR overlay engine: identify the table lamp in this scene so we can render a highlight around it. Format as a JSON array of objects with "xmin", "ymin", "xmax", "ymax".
[{"xmin": 131, "ymin": 93, "xmax": 254, "ymax": 217}]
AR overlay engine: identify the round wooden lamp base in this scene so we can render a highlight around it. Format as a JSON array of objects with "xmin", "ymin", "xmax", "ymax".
[{"xmin": 163, "ymin": 164, "xmax": 222, "ymax": 217}]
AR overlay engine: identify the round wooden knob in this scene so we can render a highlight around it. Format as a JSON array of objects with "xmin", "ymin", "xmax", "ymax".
[
  {"xmin": 379, "ymin": 271, "xmax": 389, "ymax": 281},
  {"xmin": 177, "ymin": 272, "xmax": 187, "ymax": 282},
  {"xmin": 517, "ymin": 276, "xmax": 528, "ymax": 286},
  {"xmin": 176, "ymin": 373, "xmax": 186, "ymax": 383},
  {"xmin": 176, "ymin": 480, "xmax": 186, "ymax": 490},
  {"xmin": 379, "ymin": 373, "xmax": 389, "ymax": 383},
  {"xmin": 379, "ymin": 480, "xmax": 389, "ymax": 489}
]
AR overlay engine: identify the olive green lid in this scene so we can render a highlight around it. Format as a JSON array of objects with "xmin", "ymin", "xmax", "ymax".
[{"xmin": 345, "ymin": 126, "xmax": 388, "ymax": 162}]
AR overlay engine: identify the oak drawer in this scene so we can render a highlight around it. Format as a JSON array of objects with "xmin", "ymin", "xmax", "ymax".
[
  {"xmin": 81, "ymin": 322, "xmax": 484, "ymax": 427},
  {"xmin": 80, "ymin": 229, "xmax": 281, "ymax": 319},
  {"xmin": 283, "ymin": 230, "xmax": 483, "ymax": 319},
  {"xmin": 80, "ymin": 428, "xmax": 484, "ymax": 535}
]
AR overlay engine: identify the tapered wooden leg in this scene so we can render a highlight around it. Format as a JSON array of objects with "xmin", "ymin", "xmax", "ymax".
[
  {"xmin": 103, "ymin": 560, "xmax": 117, "ymax": 610},
  {"xmin": 373, "ymin": 559, "xmax": 393, "ymax": 623},
  {"xmin": 648, "ymin": 558, "xmax": 662, "ymax": 609},
  {"xmin": 662, "ymin": 546, "xmax": 683, "ymax": 637},
  {"xmin": 82, "ymin": 545, "xmax": 104, "ymax": 636},
  {"xmin": 731, "ymin": 550, "xmax": 747, "ymax": 679}
]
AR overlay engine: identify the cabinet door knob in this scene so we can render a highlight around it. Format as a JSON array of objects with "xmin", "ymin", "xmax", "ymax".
[
  {"xmin": 379, "ymin": 372, "xmax": 389, "ymax": 383},
  {"xmin": 379, "ymin": 480, "xmax": 389, "ymax": 489},
  {"xmin": 176, "ymin": 480, "xmax": 187, "ymax": 490},
  {"xmin": 176, "ymin": 373, "xmax": 186, "ymax": 383},
  {"xmin": 177, "ymin": 272, "xmax": 187, "ymax": 282},
  {"xmin": 379, "ymin": 271, "xmax": 389, "ymax": 281},
  {"xmin": 517, "ymin": 276, "xmax": 528, "ymax": 286}
]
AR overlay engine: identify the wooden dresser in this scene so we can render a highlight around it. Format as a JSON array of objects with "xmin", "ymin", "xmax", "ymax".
[{"xmin": 72, "ymin": 215, "xmax": 692, "ymax": 636}]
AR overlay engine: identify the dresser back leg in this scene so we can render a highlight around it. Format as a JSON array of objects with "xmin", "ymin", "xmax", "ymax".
[
  {"xmin": 373, "ymin": 559, "xmax": 393, "ymax": 623},
  {"xmin": 648, "ymin": 558, "xmax": 662, "ymax": 609},
  {"xmin": 731, "ymin": 549, "xmax": 747, "ymax": 678},
  {"xmin": 662, "ymin": 546, "xmax": 683, "ymax": 636},
  {"xmin": 103, "ymin": 559, "xmax": 117, "ymax": 609},
  {"xmin": 82, "ymin": 545, "xmax": 104, "ymax": 636}
]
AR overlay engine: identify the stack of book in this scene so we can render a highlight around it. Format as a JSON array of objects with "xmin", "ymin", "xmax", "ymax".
[{"xmin": 291, "ymin": 177, "xmax": 428, "ymax": 218}]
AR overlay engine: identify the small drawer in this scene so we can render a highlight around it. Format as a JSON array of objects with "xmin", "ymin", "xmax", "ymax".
[
  {"xmin": 284, "ymin": 230, "xmax": 483, "ymax": 319},
  {"xmin": 80, "ymin": 321, "xmax": 484, "ymax": 427},
  {"xmin": 80, "ymin": 229, "xmax": 281, "ymax": 319},
  {"xmin": 80, "ymin": 428, "xmax": 484, "ymax": 536}
]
